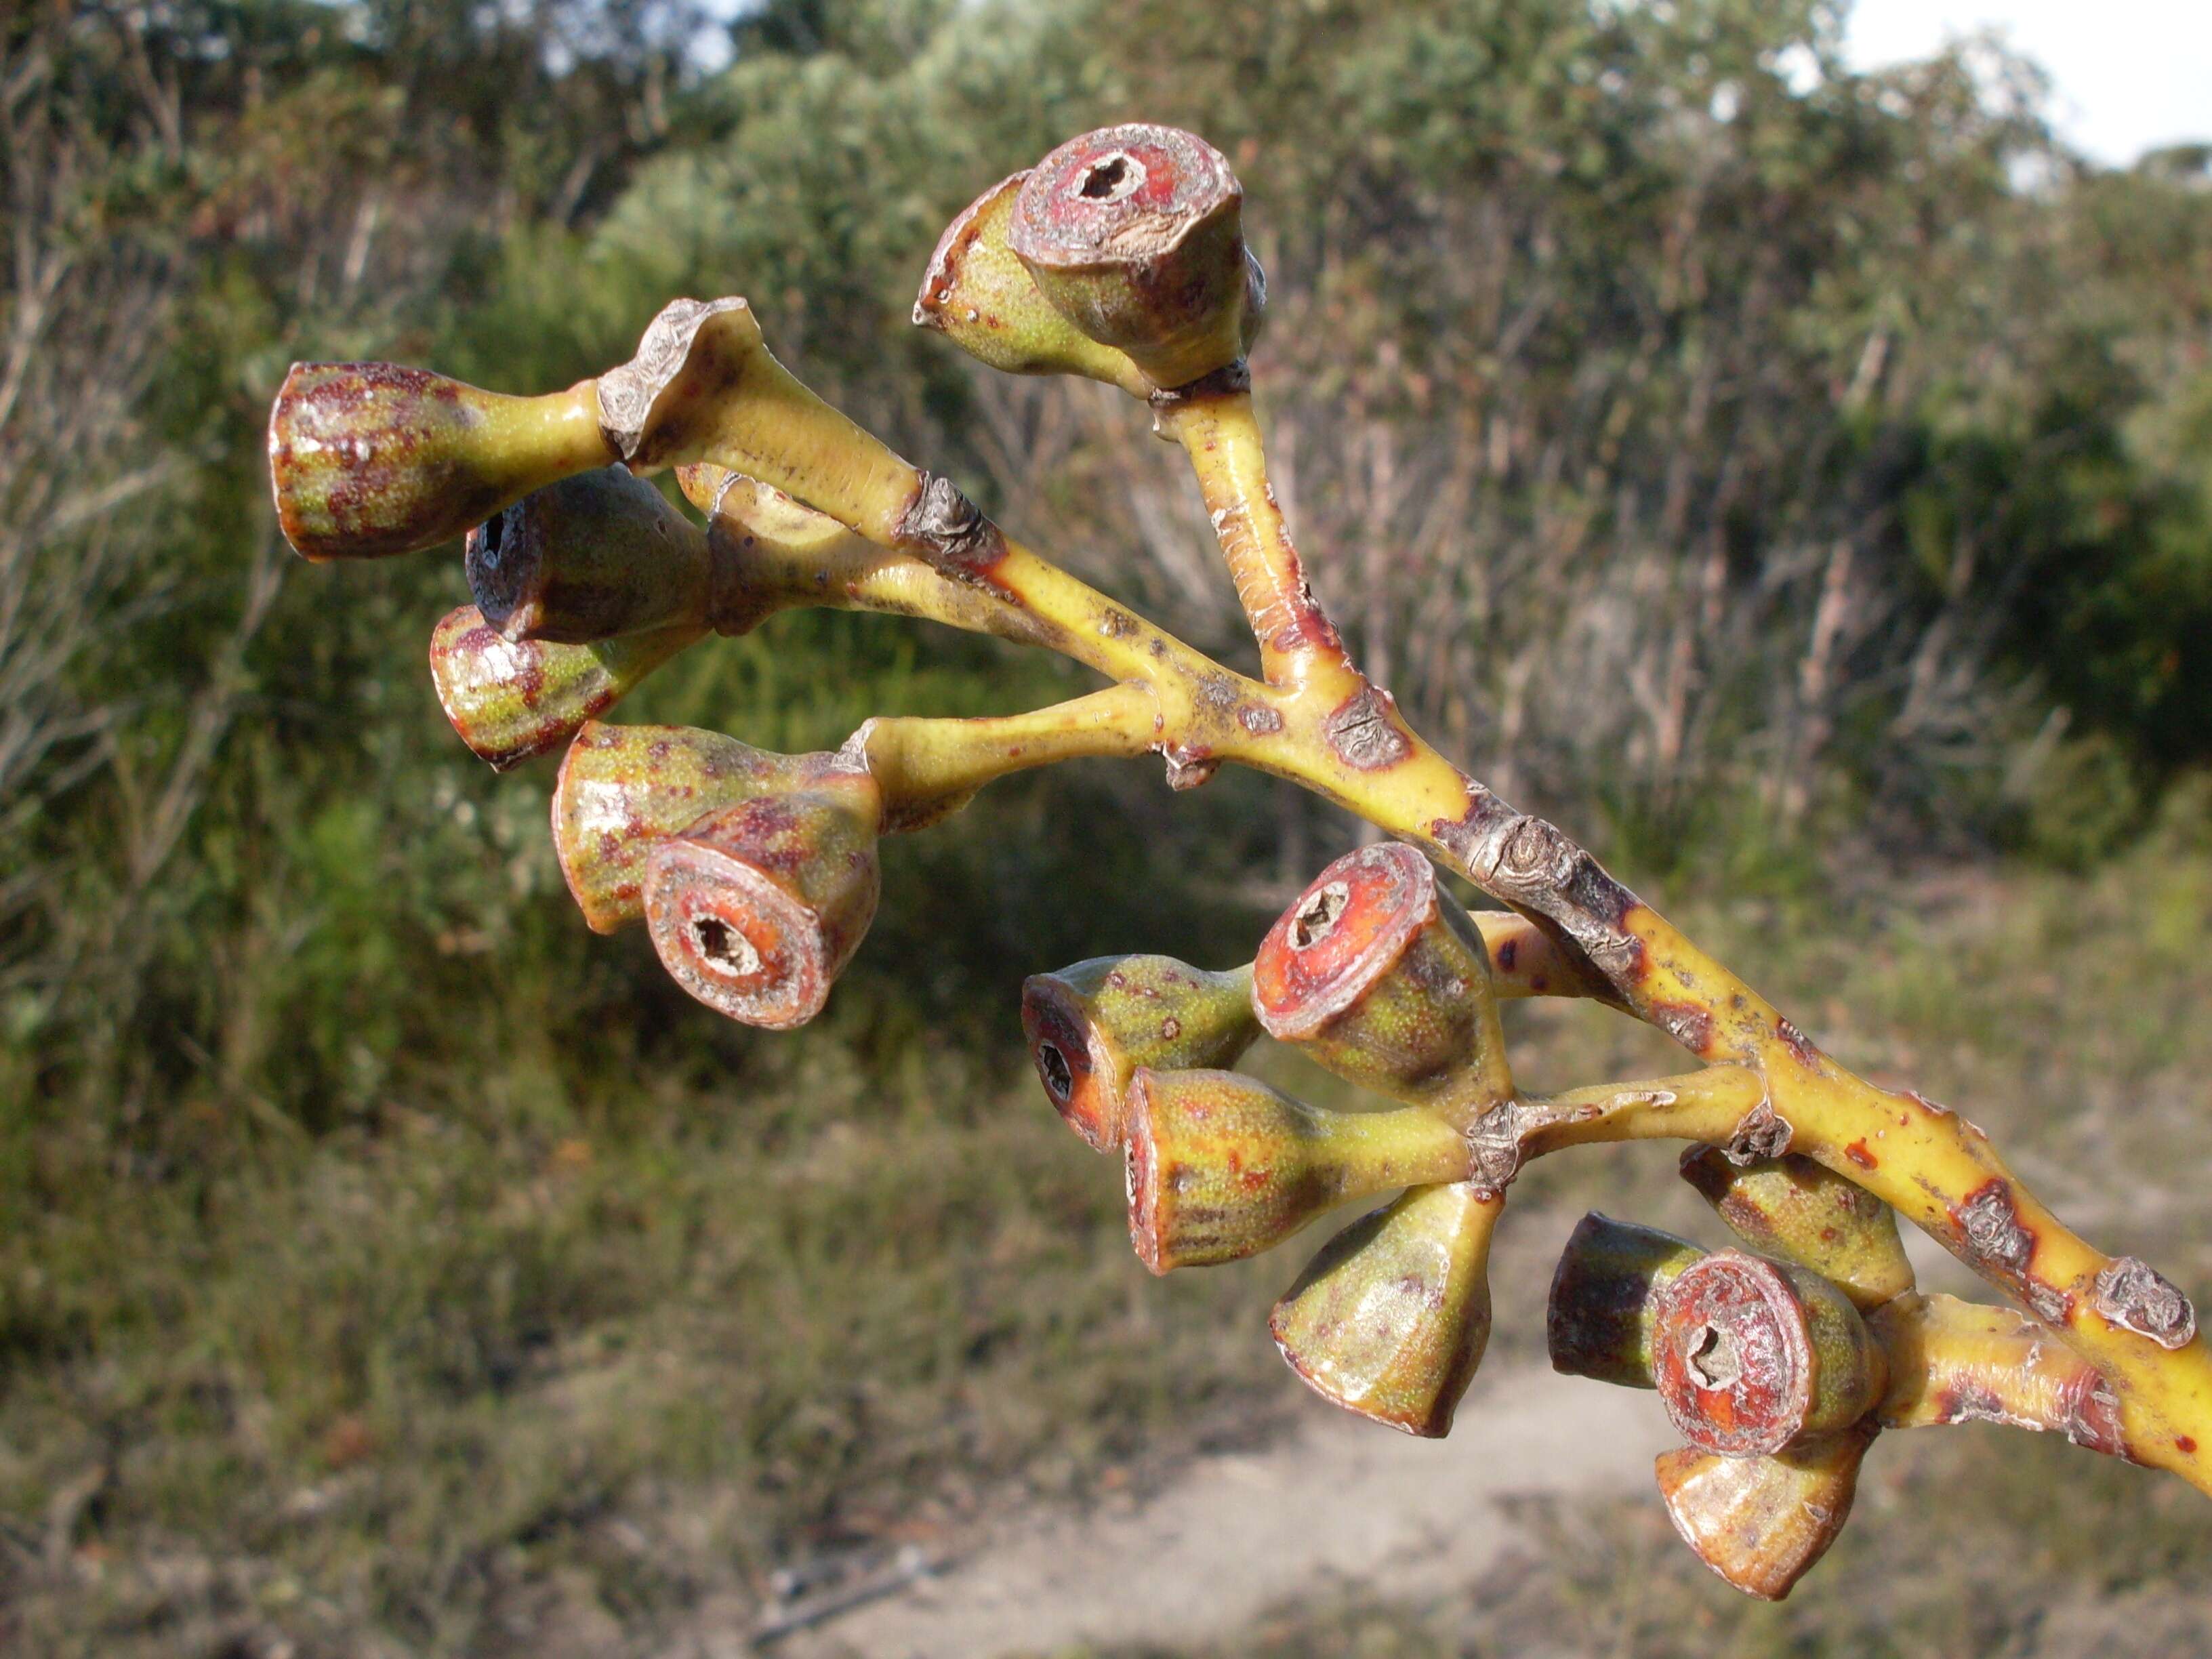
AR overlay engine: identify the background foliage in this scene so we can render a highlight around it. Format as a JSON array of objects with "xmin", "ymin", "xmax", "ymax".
[{"xmin": 1, "ymin": 0, "xmax": 2207, "ymax": 1651}]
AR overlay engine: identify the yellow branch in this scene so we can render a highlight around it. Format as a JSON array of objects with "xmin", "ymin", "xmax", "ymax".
[
  {"xmin": 272, "ymin": 289, "xmax": 2209, "ymax": 1498},
  {"xmin": 720, "ymin": 366, "xmax": 2212, "ymax": 1496},
  {"xmin": 1872, "ymin": 1291, "xmax": 2140, "ymax": 1462},
  {"xmin": 854, "ymin": 683, "xmax": 1158, "ymax": 830},
  {"xmin": 1510, "ymin": 1068, "xmax": 1773, "ymax": 1166},
  {"xmin": 1160, "ymin": 388, "xmax": 1359, "ymax": 695}
]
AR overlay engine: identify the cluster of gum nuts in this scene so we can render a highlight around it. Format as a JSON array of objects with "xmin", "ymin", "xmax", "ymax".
[
  {"xmin": 373, "ymin": 454, "xmax": 1900, "ymax": 1603},
  {"xmin": 249, "ymin": 106, "xmax": 2158, "ymax": 1599},
  {"xmin": 369, "ymin": 489, "xmax": 2138, "ymax": 1604},
  {"xmin": 1021, "ymin": 840, "xmax": 1936, "ymax": 1601}
]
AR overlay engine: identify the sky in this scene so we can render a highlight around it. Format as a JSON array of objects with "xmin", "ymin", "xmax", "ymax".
[
  {"xmin": 1844, "ymin": 0, "xmax": 2212, "ymax": 165},
  {"xmin": 688, "ymin": 2, "xmax": 2212, "ymax": 168}
]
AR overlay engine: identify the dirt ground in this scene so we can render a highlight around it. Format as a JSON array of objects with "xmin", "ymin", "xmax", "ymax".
[
  {"xmin": 672, "ymin": 1203, "xmax": 1672, "ymax": 1659},
  {"xmin": 765, "ymin": 1365, "xmax": 1668, "ymax": 1659},
  {"xmin": 714, "ymin": 1227, "xmax": 1996, "ymax": 1659}
]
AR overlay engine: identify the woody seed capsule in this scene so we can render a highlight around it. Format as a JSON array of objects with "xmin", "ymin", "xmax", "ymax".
[
  {"xmin": 1679, "ymin": 1145, "xmax": 1914, "ymax": 1312},
  {"xmin": 1270, "ymin": 1181, "xmax": 1504, "ymax": 1437},
  {"xmin": 1654, "ymin": 1429, "xmax": 1872, "ymax": 1601},
  {"xmin": 428, "ymin": 606, "xmax": 699, "ymax": 771},
  {"xmin": 1546, "ymin": 1211, "xmax": 1706, "ymax": 1389},
  {"xmin": 1021, "ymin": 956, "xmax": 1261, "ymax": 1151},
  {"xmin": 270, "ymin": 363, "xmax": 612, "ymax": 561},
  {"xmin": 1651, "ymin": 1248, "xmax": 1886, "ymax": 1457},
  {"xmin": 551, "ymin": 722, "xmax": 833, "ymax": 934},
  {"xmin": 468, "ymin": 466, "xmax": 715, "ymax": 645},
  {"xmin": 1008, "ymin": 124, "xmax": 1263, "ymax": 391},
  {"xmin": 914, "ymin": 171, "xmax": 1149, "ymax": 392},
  {"xmin": 643, "ymin": 771, "xmax": 883, "ymax": 1030},
  {"xmin": 1122, "ymin": 1069, "xmax": 1471, "ymax": 1275},
  {"xmin": 1252, "ymin": 842, "xmax": 1513, "ymax": 1126}
]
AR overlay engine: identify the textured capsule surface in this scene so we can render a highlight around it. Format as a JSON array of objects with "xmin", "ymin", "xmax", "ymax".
[
  {"xmin": 1680, "ymin": 1147, "xmax": 1914, "ymax": 1312},
  {"xmin": 552, "ymin": 723, "xmax": 825, "ymax": 933},
  {"xmin": 1546, "ymin": 1211, "xmax": 1706, "ymax": 1389},
  {"xmin": 1271, "ymin": 1181, "xmax": 1503, "ymax": 1437},
  {"xmin": 1252, "ymin": 842, "xmax": 1512, "ymax": 1122},
  {"xmin": 428, "ymin": 606, "xmax": 699, "ymax": 771},
  {"xmin": 1021, "ymin": 956, "xmax": 1259, "ymax": 1151},
  {"xmin": 1122, "ymin": 1069, "xmax": 1470, "ymax": 1274},
  {"xmin": 270, "ymin": 363, "xmax": 607, "ymax": 560},
  {"xmin": 1652, "ymin": 1250, "xmax": 1885, "ymax": 1456},
  {"xmin": 914, "ymin": 172, "xmax": 1145, "ymax": 390},
  {"xmin": 1009, "ymin": 123, "xmax": 1253, "ymax": 389},
  {"xmin": 468, "ymin": 466, "xmax": 714, "ymax": 645},
  {"xmin": 643, "ymin": 777, "xmax": 882, "ymax": 1029},
  {"xmin": 1655, "ymin": 1431, "xmax": 1870, "ymax": 1602}
]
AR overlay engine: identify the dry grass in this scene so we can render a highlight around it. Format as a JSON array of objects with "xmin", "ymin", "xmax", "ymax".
[{"xmin": 3, "ymin": 822, "xmax": 2209, "ymax": 1654}]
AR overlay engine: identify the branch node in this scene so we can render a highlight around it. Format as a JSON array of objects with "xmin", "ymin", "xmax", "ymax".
[
  {"xmin": 2096, "ymin": 1257, "xmax": 2198, "ymax": 1350},
  {"xmin": 895, "ymin": 474, "xmax": 1010, "ymax": 580},
  {"xmin": 1723, "ymin": 1098, "xmax": 1793, "ymax": 1165},
  {"xmin": 1147, "ymin": 359, "xmax": 1252, "ymax": 412},
  {"xmin": 1323, "ymin": 683, "xmax": 1413, "ymax": 771},
  {"xmin": 1465, "ymin": 1099, "xmax": 1523, "ymax": 1193}
]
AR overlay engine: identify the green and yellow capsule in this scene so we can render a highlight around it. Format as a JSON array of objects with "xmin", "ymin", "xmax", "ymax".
[
  {"xmin": 1021, "ymin": 956, "xmax": 1260, "ymax": 1151},
  {"xmin": 270, "ymin": 363, "xmax": 610, "ymax": 560},
  {"xmin": 1271, "ymin": 1181, "xmax": 1504, "ymax": 1437},
  {"xmin": 428, "ymin": 606, "xmax": 699, "ymax": 771},
  {"xmin": 1123, "ymin": 1069, "xmax": 1469, "ymax": 1274},
  {"xmin": 643, "ymin": 767, "xmax": 884, "ymax": 1031},
  {"xmin": 552, "ymin": 723, "xmax": 833, "ymax": 933},
  {"xmin": 1252, "ymin": 842, "xmax": 1513, "ymax": 1128}
]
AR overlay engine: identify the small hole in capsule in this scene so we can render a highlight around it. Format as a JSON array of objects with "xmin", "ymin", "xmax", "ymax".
[
  {"xmin": 1078, "ymin": 153, "xmax": 1143, "ymax": 203},
  {"xmin": 1292, "ymin": 882, "xmax": 1350, "ymax": 950},
  {"xmin": 1687, "ymin": 1323, "xmax": 1740, "ymax": 1391},
  {"xmin": 1037, "ymin": 1041, "xmax": 1073, "ymax": 1102},
  {"xmin": 693, "ymin": 916, "xmax": 761, "ymax": 978}
]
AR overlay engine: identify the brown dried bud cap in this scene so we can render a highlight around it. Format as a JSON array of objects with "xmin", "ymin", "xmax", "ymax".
[
  {"xmin": 1252, "ymin": 843, "xmax": 1512, "ymax": 1118},
  {"xmin": 1652, "ymin": 1249, "xmax": 1886, "ymax": 1457},
  {"xmin": 468, "ymin": 468, "xmax": 714, "ymax": 646},
  {"xmin": 1122, "ymin": 1068, "xmax": 1471, "ymax": 1275},
  {"xmin": 269, "ymin": 362, "xmax": 611, "ymax": 560},
  {"xmin": 1654, "ymin": 1431, "xmax": 1870, "ymax": 1602},
  {"xmin": 1679, "ymin": 1146, "xmax": 1914, "ymax": 1313},
  {"xmin": 1009, "ymin": 124, "xmax": 1260, "ymax": 391},
  {"xmin": 427, "ymin": 605, "xmax": 699, "ymax": 771},
  {"xmin": 1270, "ymin": 1181, "xmax": 1503, "ymax": 1437},
  {"xmin": 1020, "ymin": 956, "xmax": 1260, "ymax": 1151},
  {"xmin": 1546, "ymin": 1211, "xmax": 1706, "ymax": 1389},
  {"xmin": 643, "ymin": 775, "xmax": 882, "ymax": 1029},
  {"xmin": 552, "ymin": 722, "xmax": 826, "ymax": 933}
]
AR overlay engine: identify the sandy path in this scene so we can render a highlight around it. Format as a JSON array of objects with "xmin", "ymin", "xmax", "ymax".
[
  {"xmin": 715, "ymin": 1223, "xmax": 1998, "ymax": 1657},
  {"xmin": 763, "ymin": 1364, "xmax": 1674, "ymax": 1659}
]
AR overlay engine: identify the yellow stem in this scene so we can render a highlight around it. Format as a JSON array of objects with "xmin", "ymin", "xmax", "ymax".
[
  {"xmin": 508, "ymin": 380, "xmax": 623, "ymax": 477},
  {"xmin": 1162, "ymin": 390, "xmax": 1359, "ymax": 695},
  {"xmin": 647, "ymin": 320, "xmax": 2211, "ymax": 1498},
  {"xmin": 678, "ymin": 465, "xmax": 1265, "ymax": 731},
  {"xmin": 1872, "ymin": 1291, "xmax": 2139, "ymax": 1464},
  {"xmin": 857, "ymin": 684, "xmax": 1158, "ymax": 827},
  {"xmin": 1512, "ymin": 1067, "xmax": 1773, "ymax": 1164}
]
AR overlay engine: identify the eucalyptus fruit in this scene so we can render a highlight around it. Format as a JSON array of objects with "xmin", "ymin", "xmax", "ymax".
[{"xmin": 269, "ymin": 118, "xmax": 2211, "ymax": 1601}]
